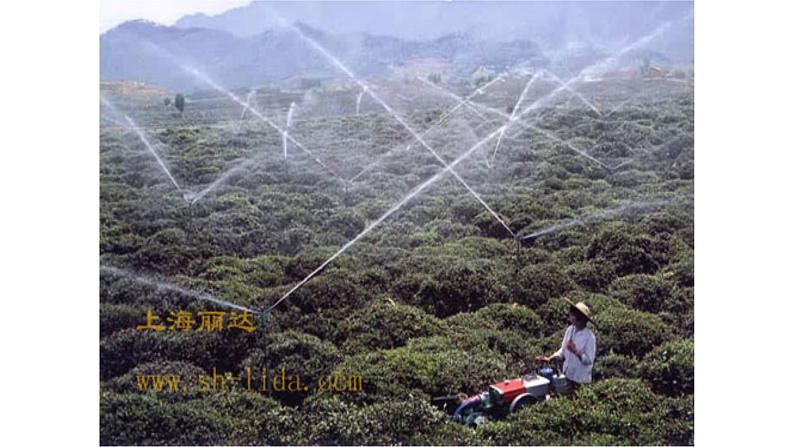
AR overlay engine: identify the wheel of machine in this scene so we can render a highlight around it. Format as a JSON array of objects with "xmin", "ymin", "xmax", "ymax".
[{"xmin": 509, "ymin": 393, "xmax": 538, "ymax": 413}]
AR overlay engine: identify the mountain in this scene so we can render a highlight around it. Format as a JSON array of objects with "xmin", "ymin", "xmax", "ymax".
[
  {"xmin": 100, "ymin": 20, "xmax": 548, "ymax": 91},
  {"xmin": 100, "ymin": 2, "xmax": 692, "ymax": 92},
  {"xmin": 174, "ymin": 1, "xmax": 693, "ymax": 49}
]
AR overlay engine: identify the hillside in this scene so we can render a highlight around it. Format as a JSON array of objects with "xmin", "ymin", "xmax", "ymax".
[{"xmin": 99, "ymin": 68, "xmax": 694, "ymax": 444}]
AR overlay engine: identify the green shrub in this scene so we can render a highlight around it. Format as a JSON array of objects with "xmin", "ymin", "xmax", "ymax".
[
  {"xmin": 639, "ymin": 339, "xmax": 694, "ymax": 395},
  {"xmin": 193, "ymin": 392, "xmax": 300, "ymax": 445},
  {"xmin": 665, "ymin": 257, "xmax": 694, "ymax": 287},
  {"xmin": 297, "ymin": 396, "xmax": 368, "ymax": 444},
  {"xmin": 391, "ymin": 272, "xmax": 433, "ymax": 302},
  {"xmin": 337, "ymin": 300, "xmax": 444, "ymax": 353},
  {"xmin": 444, "ymin": 303, "xmax": 545, "ymax": 372},
  {"xmin": 100, "ymin": 274, "xmax": 157, "ymax": 305},
  {"xmin": 565, "ymin": 260, "xmax": 617, "ymax": 291},
  {"xmin": 512, "ymin": 264, "xmax": 575, "ymax": 308},
  {"xmin": 300, "ymin": 395, "xmax": 447, "ymax": 445},
  {"xmin": 100, "ymin": 84, "xmax": 694, "ymax": 445},
  {"xmin": 595, "ymin": 307, "xmax": 673, "ymax": 356},
  {"xmin": 446, "ymin": 302, "xmax": 543, "ymax": 336},
  {"xmin": 332, "ymin": 336, "xmax": 509, "ymax": 404},
  {"xmin": 100, "ymin": 391, "xmax": 228, "ymax": 445},
  {"xmin": 100, "ymin": 303, "xmax": 145, "ymax": 336},
  {"xmin": 414, "ymin": 261, "xmax": 500, "ymax": 317},
  {"xmin": 289, "ymin": 270, "xmax": 369, "ymax": 313},
  {"xmin": 478, "ymin": 379, "xmax": 691, "ymax": 445},
  {"xmin": 411, "ymin": 421, "xmax": 478, "ymax": 445},
  {"xmin": 639, "ymin": 394, "xmax": 694, "ymax": 445},
  {"xmin": 586, "ymin": 222, "xmax": 668, "ymax": 277},
  {"xmin": 640, "ymin": 211, "xmax": 689, "ymax": 238},
  {"xmin": 358, "ymin": 399, "xmax": 447, "ymax": 444},
  {"xmin": 131, "ymin": 229, "xmax": 201, "ymax": 275},
  {"xmin": 100, "ymin": 329, "xmax": 221, "ymax": 380},
  {"xmin": 592, "ymin": 353, "xmax": 639, "ymax": 381},
  {"xmin": 609, "ymin": 273, "xmax": 675, "ymax": 313},
  {"xmin": 240, "ymin": 331, "xmax": 341, "ymax": 404}
]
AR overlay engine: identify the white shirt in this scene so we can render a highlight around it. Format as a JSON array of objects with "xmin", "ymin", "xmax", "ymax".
[{"xmin": 553, "ymin": 325, "xmax": 596, "ymax": 384}]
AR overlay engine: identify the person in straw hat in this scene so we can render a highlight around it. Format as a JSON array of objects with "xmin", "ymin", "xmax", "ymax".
[{"xmin": 535, "ymin": 297, "xmax": 597, "ymax": 391}]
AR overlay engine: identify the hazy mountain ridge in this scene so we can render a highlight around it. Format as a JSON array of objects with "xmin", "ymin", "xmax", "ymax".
[
  {"xmin": 100, "ymin": 1, "xmax": 692, "ymax": 91},
  {"xmin": 100, "ymin": 20, "xmax": 548, "ymax": 91},
  {"xmin": 173, "ymin": 1, "xmax": 691, "ymax": 45}
]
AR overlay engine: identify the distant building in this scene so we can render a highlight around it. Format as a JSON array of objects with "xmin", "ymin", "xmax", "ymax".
[{"xmin": 644, "ymin": 66, "xmax": 667, "ymax": 78}]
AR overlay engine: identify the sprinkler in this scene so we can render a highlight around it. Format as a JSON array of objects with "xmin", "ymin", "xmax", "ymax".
[
  {"xmin": 182, "ymin": 190, "xmax": 197, "ymax": 203},
  {"xmin": 258, "ymin": 306, "xmax": 271, "ymax": 331},
  {"xmin": 513, "ymin": 234, "xmax": 523, "ymax": 272}
]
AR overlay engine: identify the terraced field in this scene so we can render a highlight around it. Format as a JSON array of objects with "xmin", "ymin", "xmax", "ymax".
[{"xmin": 100, "ymin": 74, "xmax": 694, "ymax": 445}]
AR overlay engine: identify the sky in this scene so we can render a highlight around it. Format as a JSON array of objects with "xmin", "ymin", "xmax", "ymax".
[{"xmin": 100, "ymin": 0, "xmax": 250, "ymax": 33}]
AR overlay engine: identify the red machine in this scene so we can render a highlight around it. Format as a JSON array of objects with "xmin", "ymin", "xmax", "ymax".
[
  {"xmin": 433, "ymin": 367, "xmax": 568, "ymax": 426},
  {"xmin": 490, "ymin": 377, "xmax": 531, "ymax": 404}
]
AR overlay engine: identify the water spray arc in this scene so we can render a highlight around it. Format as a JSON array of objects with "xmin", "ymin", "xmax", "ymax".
[
  {"xmin": 284, "ymin": 102, "xmax": 296, "ymax": 161},
  {"xmin": 103, "ymin": 94, "xmax": 272, "ymax": 207},
  {"xmin": 265, "ymin": 16, "xmax": 683, "ymax": 311},
  {"xmin": 419, "ymin": 79, "xmax": 489, "ymax": 122},
  {"xmin": 489, "ymin": 70, "xmax": 543, "ymax": 165},
  {"xmin": 188, "ymin": 156, "xmax": 264, "ymax": 205},
  {"xmin": 266, "ymin": 117, "xmax": 512, "ymax": 312},
  {"xmin": 101, "ymin": 97, "xmax": 184, "ymax": 196},
  {"xmin": 419, "ymin": 74, "xmax": 615, "ymax": 171},
  {"xmin": 125, "ymin": 116, "xmax": 184, "ymax": 193},
  {"xmin": 355, "ymin": 90, "xmax": 364, "ymax": 116},
  {"xmin": 521, "ymin": 198, "xmax": 679, "ymax": 242},
  {"xmin": 235, "ymin": 89, "xmax": 256, "ymax": 133},
  {"xmin": 530, "ymin": 20, "xmax": 678, "ymax": 118},
  {"xmin": 519, "ymin": 122, "xmax": 612, "ymax": 170},
  {"xmin": 101, "ymin": 265, "xmax": 261, "ymax": 314},
  {"xmin": 183, "ymin": 67, "xmax": 346, "ymax": 183},
  {"xmin": 349, "ymin": 72, "xmax": 508, "ymax": 182},
  {"xmin": 537, "ymin": 70, "xmax": 602, "ymax": 116},
  {"xmin": 279, "ymin": 19, "xmax": 514, "ymax": 237}
]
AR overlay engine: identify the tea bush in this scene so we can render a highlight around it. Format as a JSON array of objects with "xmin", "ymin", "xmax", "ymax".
[
  {"xmin": 638, "ymin": 338, "xmax": 694, "ymax": 396},
  {"xmin": 100, "ymin": 391, "xmax": 229, "ymax": 445},
  {"xmin": 477, "ymin": 379, "xmax": 692, "ymax": 445},
  {"xmin": 594, "ymin": 306, "xmax": 672, "ymax": 356},
  {"xmin": 512, "ymin": 263, "xmax": 575, "ymax": 308},
  {"xmin": 100, "ymin": 85, "xmax": 694, "ymax": 444},
  {"xmin": 337, "ymin": 300, "xmax": 445, "ymax": 353},
  {"xmin": 332, "ymin": 336, "xmax": 509, "ymax": 404},
  {"xmin": 608, "ymin": 273, "xmax": 675, "ymax": 313}
]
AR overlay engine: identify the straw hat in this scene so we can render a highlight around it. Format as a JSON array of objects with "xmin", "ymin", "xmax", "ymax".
[{"xmin": 563, "ymin": 297, "xmax": 595, "ymax": 324}]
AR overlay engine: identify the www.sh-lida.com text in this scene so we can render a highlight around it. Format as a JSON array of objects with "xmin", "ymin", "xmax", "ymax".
[{"xmin": 134, "ymin": 367, "xmax": 363, "ymax": 394}]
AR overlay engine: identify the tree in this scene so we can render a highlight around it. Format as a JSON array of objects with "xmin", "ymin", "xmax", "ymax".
[
  {"xmin": 163, "ymin": 97, "xmax": 171, "ymax": 107},
  {"xmin": 174, "ymin": 93, "xmax": 185, "ymax": 113},
  {"xmin": 472, "ymin": 67, "xmax": 495, "ymax": 87}
]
